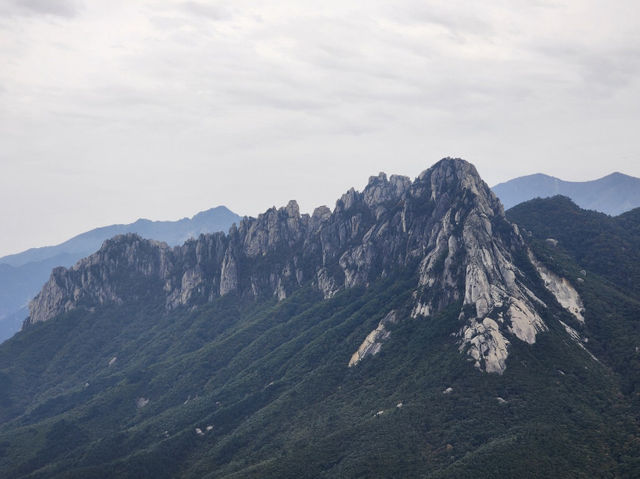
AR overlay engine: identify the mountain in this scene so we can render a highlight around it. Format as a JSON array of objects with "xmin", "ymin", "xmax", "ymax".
[
  {"xmin": 24, "ymin": 160, "xmax": 552, "ymax": 374},
  {"xmin": 492, "ymin": 171, "xmax": 640, "ymax": 215},
  {"xmin": 0, "ymin": 206, "xmax": 241, "ymax": 344},
  {"xmin": 0, "ymin": 159, "xmax": 638, "ymax": 478},
  {"xmin": 507, "ymin": 195, "xmax": 640, "ymax": 297},
  {"xmin": 507, "ymin": 195, "xmax": 640, "ymax": 397}
]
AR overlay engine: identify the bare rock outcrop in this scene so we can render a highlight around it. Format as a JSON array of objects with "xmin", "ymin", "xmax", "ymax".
[
  {"xmin": 25, "ymin": 158, "xmax": 564, "ymax": 374},
  {"xmin": 348, "ymin": 311, "xmax": 398, "ymax": 367}
]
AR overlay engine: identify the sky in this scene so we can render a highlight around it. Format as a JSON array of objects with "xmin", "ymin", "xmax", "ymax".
[{"xmin": 1, "ymin": 0, "xmax": 640, "ymax": 257}]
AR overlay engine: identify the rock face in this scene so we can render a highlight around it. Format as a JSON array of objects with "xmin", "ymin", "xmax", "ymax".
[
  {"xmin": 529, "ymin": 252, "xmax": 585, "ymax": 323},
  {"xmin": 26, "ymin": 158, "xmax": 563, "ymax": 373},
  {"xmin": 348, "ymin": 311, "xmax": 398, "ymax": 367},
  {"xmin": 28, "ymin": 236, "xmax": 173, "ymax": 325}
]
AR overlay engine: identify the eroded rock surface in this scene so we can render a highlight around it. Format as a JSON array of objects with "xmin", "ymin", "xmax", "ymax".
[
  {"xmin": 26, "ymin": 158, "xmax": 563, "ymax": 374},
  {"xmin": 529, "ymin": 252, "xmax": 585, "ymax": 323},
  {"xmin": 559, "ymin": 320, "xmax": 599, "ymax": 362},
  {"xmin": 348, "ymin": 311, "xmax": 398, "ymax": 367}
]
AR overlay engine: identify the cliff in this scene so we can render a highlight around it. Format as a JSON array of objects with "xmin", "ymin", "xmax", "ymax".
[{"xmin": 26, "ymin": 158, "xmax": 583, "ymax": 373}]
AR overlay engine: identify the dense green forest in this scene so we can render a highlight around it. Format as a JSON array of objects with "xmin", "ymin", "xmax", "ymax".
[
  {"xmin": 508, "ymin": 195, "xmax": 640, "ymax": 296},
  {"xmin": 508, "ymin": 196, "xmax": 640, "ymax": 399}
]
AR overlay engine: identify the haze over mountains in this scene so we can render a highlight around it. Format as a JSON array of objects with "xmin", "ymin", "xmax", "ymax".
[
  {"xmin": 2, "ymin": 159, "xmax": 639, "ymax": 477},
  {"xmin": 492, "ymin": 171, "xmax": 640, "ymax": 215},
  {"xmin": 0, "ymin": 206, "xmax": 240, "ymax": 343}
]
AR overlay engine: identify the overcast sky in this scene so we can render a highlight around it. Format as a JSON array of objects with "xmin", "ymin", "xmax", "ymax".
[{"xmin": 1, "ymin": 0, "xmax": 639, "ymax": 256}]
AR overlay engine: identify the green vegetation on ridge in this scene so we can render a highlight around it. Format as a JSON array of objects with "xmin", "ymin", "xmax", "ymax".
[
  {"xmin": 1, "ymin": 194, "xmax": 640, "ymax": 477},
  {"xmin": 0, "ymin": 264, "xmax": 638, "ymax": 478}
]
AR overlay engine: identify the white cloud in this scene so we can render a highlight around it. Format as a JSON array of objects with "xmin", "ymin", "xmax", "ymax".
[
  {"xmin": 0, "ymin": 0, "xmax": 639, "ymax": 255},
  {"xmin": 1, "ymin": 0, "xmax": 81, "ymax": 17}
]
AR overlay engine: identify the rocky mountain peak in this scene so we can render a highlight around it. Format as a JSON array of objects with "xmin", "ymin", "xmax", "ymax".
[
  {"xmin": 418, "ymin": 158, "xmax": 503, "ymax": 214},
  {"xmin": 363, "ymin": 171, "xmax": 411, "ymax": 209},
  {"xmin": 25, "ymin": 158, "xmax": 584, "ymax": 374},
  {"xmin": 284, "ymin": 199, "xmax": 300, "ymax": 218},
  {"xmin": 27, "ymin": 233, "xmax": 173, "ymax": 326}
]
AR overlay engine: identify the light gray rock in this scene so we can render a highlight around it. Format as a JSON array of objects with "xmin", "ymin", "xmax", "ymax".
[
  {"xmin": 25, "ymin": 158, "xmax": 559, "ymax": 375},
  {"xmin": 559, "ymin": 320, "xmax": 599, "ymax": 362},
  {"xmin": 316, "ymin": 268, "xmax": 338, "ymax": 299},
  {"xmin": 219, "ymin": 250, "xmax": 237, "ymax": 296},
  {"xmin": 529, "ymin": 251, "xmax": 585, "ymax": 323},
  {"xmin": 348, "ymin": 311, "xmax": 398, "ymax": 367}
]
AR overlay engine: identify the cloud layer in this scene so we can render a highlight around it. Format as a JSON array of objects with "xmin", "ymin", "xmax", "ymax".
[{"xmin": 1, "ymin": 0, "xmax": 639, "ymax": 255}]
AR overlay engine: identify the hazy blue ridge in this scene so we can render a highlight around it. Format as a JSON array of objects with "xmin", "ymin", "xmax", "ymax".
[
  {"xmin": 0, "ymin": 206, "xmax": 241, "ymax": 267},
  {"xmin": 492, "ymin": 172, "xmax": 640, "ymax": 215},
  {"xmin": 0, "ymin": 206, "xmax": 241, "ymax": 343}
]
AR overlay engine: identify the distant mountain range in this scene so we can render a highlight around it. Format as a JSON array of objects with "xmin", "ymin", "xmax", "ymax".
[
  {"xmin": 0, "ymin": 206, "xmax": 241, "ymax": 343},
  {"xmin": 492, "ymin": 172, "xmax": 640, "ymax": 215}
]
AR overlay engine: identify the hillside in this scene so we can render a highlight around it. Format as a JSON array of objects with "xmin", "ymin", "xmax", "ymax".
[
  {"xmin": 507, "ymin": 196, "xmax": 640, "ymax": 399},
  {"xmin": 507, "ymin": 196, "xmax": 640, "ymax": 297},
  {"xmin": 0, "ymin": 160, "xmax": 638, "ymax": 478}
]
